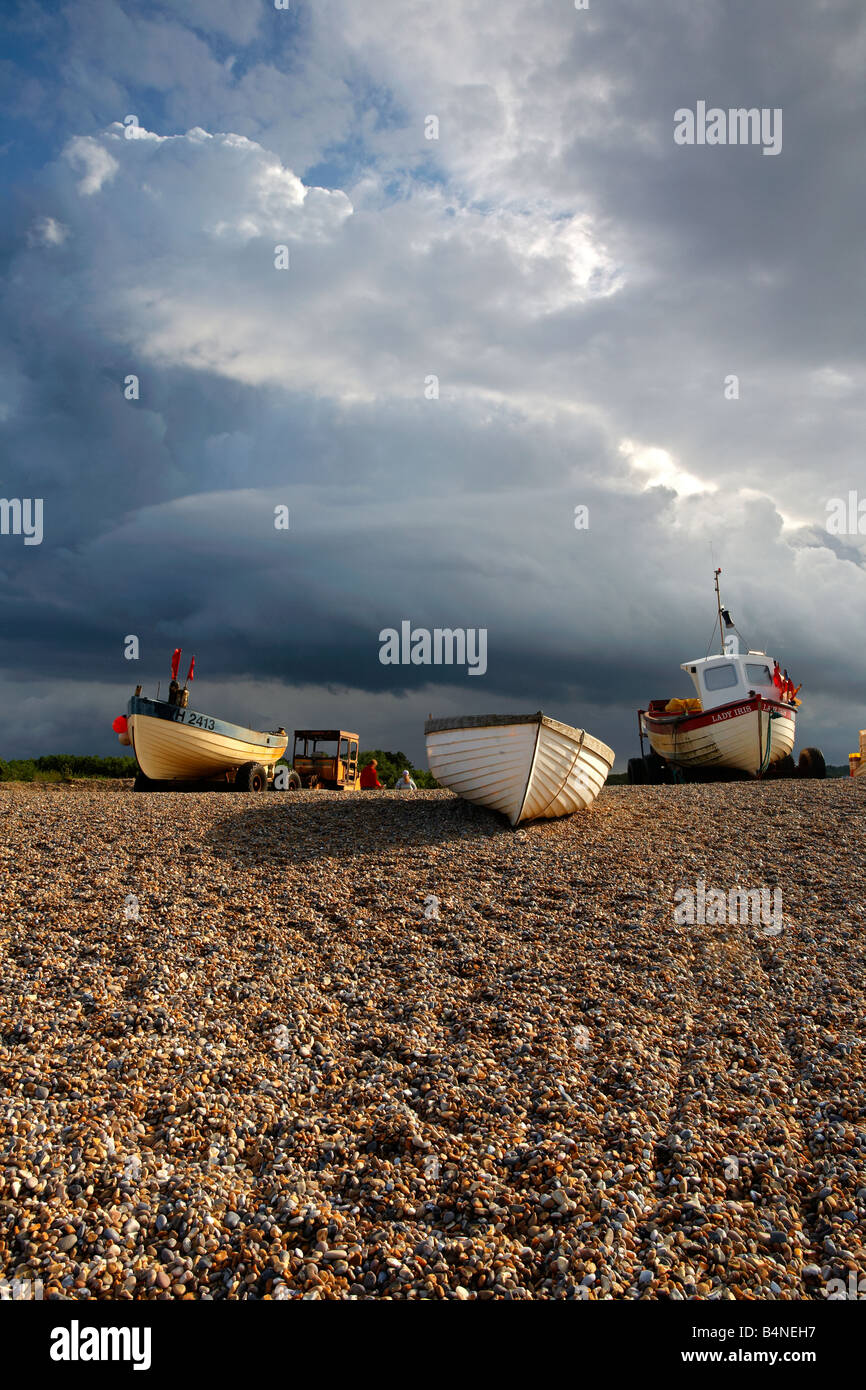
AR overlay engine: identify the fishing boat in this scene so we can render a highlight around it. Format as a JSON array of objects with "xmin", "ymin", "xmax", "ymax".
[
  {"xmin": 632, "ymin": 570, "xmax": 821, "ymax": 782},
  {"xmin": 112, "ymin": 650, "xmax": 287, "ymax": 791},
  {"xmin": 424, "ymin": 712, "xmax": 615, "ymax": 826}
]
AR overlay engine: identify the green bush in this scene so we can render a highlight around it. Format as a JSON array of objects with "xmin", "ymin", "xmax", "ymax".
[
  {"xmin": 0, "ymin": 749, "xmax": 440, "ymax": 787},
  {"xmin": 0, "ymin": 755, "xmax": 138, "ymax": 782},
  {"xmin": 359, "ymin": 749, "xmax": 437, "ymax": 789}
]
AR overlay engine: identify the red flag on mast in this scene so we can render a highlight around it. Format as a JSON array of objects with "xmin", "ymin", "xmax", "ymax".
[
  {"xmin": 171, "ymin": 648, "xmax": 182, "ymax": 681},
  {"xmin": 186, "ymin": 656, "xmax": 195, "ymax": 684}
]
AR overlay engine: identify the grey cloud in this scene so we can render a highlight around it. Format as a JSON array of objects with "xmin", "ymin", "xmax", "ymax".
[{"xmin": 0, "ymin": 0, "xmax": 864, "ymax": 769}]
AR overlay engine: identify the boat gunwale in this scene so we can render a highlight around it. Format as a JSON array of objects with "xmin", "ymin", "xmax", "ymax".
[
  {"xmin": 640, "ymin": 693, "xmax": 796, "ymax": 735},
  {"xmin": 128, "ymin": 695, "xmax": 287, "ymax": 751}
]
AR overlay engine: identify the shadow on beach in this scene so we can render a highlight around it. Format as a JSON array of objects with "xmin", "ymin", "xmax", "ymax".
[{"xmin": 205, "ymin": 790, "xmax": 506, "ymax": 865}]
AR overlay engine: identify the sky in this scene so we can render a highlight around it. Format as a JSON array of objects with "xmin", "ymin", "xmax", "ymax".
[{"xmin": 1, "ymin": 0, "xmax": 865, "ymax": 768}]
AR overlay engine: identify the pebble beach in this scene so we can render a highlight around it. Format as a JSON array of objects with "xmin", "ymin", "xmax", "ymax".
[{"xmin": 1, "ymin": 779, "xmax": 864, "ymax": 1301}]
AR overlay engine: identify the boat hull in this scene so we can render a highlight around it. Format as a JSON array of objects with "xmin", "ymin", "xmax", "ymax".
[
  {"xmin": 641, "ymin": 695, "xmax": 795, "ymax": 775},
  {"xmin": 127, "ymin": 696, "xmax": 287, "ymax": 782},
  {"xmin": 424, "ymin": 712, "xmax": 615, "ymax": 826}
]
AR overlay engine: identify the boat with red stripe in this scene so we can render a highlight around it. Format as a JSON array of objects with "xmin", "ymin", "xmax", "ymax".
[{"xmin": 630, "ymin": 571, "xmax": 824, "ymax": 783}]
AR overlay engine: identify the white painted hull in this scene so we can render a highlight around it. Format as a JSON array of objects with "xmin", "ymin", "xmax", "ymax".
[
  {"xmin": 128, "ymin": 702, "xmax": 287, "ymax": 782},
  {"xmin": 425, "ymin": 713, "xmax": 615, "ymax": 826},
  {"xmin": 643, "ymin": 698, "xmax": 795, "ymax": 774}
]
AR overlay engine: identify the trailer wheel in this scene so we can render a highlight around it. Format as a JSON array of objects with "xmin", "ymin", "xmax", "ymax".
[
  {"xmin": 235, "ymin": 762, "xmax": 269, "ymax": 792},
  {"xmin": 645, "ymin": 752, "xmax": 672, "ymax": 784},
  {"xmin": 627, "ymin": 757, "xmax": 648, "ymax": 785},
  {"xmin": 133, "ymin": 771, "xmax": 154, "ymax": 793},
  {"xmin": 797, "ymin": 747, "xmax": 826, "ymax": 780},
  {"xmin": 770, "ymin": 753, "xmax": 797, "ymax": 779}
]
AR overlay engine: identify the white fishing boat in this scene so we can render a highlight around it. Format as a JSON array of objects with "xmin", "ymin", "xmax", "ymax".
[
  {"xmin": 113, "ymin": 650, "xmax": 287, "ymax": 791},
  {"xmin": 632, "ymin": 570, "xmax": 819, "ymax": 782},
  {"xmin": 424, "ymin": 712, "xmax": 615, "ymax": 826},
  {"xmin": 640, "ymin": 693, "xmax": 796, "ymax": 776}
]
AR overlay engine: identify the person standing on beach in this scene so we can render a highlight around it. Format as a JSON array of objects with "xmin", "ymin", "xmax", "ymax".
[
  {"xmin": 395, "ymin": 769, "xmax": 417, "ymax": 791},
  {"xmin": 360, "ymin": 759, "xmax": 382, "ymax": 789}
]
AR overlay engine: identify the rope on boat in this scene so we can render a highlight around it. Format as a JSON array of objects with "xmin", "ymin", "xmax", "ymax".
[
  {"xmin": 759, "ymin": 708, "xmax": 782, "ymax": 777},
  {"xmin": 534, "ymin": 729, "xmax": 587, "ymax": 819}
]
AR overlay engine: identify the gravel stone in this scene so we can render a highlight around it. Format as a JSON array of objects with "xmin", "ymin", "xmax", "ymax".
[{"xmin": 1, "ymin": 779, "xmax": 864, "ymax": 1300}]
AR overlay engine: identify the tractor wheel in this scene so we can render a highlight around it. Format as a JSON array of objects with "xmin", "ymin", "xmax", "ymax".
[
  {"xmin": 797, "ymin": 747, "xmax": 826, "ymax": 780},
  {"xmin": 627, "ymin": 757, "xmax": 648, "ymax": 785},
  {"xmin": 133, "ymin": 771, "xmax": 154, "ymax": 792},
  {"xmin": 235, "ymin": 762, "xmax": 269, "ymax": 792},
  {"xmin": 272, "ymin": 768, "xmax": 302, "ymax": 791}
]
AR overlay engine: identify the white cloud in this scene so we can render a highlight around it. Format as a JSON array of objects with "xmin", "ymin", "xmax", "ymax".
[
  {"xmin": 35, "ymin": 123, "xmax": 620, "ymax": 408},
  {"xmin": 619, "ymin": 439, "xmax": 716, "ymax": 498},
  {"xmin": 27, "ymin": 216, "xmax": 69, "ymax": 247},
  {"xmin": 810, "ymin": 365, "xmax": 855, "ymax": 396},
  {"xmin": 64, "ymin": 135, "xmax": 120, "ymax": 195}
]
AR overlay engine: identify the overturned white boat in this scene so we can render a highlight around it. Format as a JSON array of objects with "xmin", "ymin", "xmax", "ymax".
[{"xmin": 424, "ymin": 712, "xmax": 615, "ymax": 826}]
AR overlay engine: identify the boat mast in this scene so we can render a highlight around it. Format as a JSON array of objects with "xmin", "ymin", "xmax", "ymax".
[{"xmin": 714, "ymin": 568, "xmax": 725, "ymax": 654}]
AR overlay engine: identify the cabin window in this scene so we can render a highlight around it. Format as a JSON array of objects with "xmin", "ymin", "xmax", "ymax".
[
  {"xmin": 704, "ymin": 663, "xmax": 738, "ymax": 691},
  {"xmin": 745, "ymin": 663, "xmax": 772, "ymax": 685},
  {"xmin": 340, "ymin": 739, "xmax": 349, "ymax": 758}
]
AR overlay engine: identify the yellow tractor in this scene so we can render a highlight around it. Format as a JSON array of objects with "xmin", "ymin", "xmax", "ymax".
[{"xmin": 291, "ymin": 730, "xmax": 360, "ymax": 789}]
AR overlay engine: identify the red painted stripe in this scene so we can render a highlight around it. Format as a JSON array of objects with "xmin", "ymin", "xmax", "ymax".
[{"xmin": 640, "ymin": 696, "xmax": 795, "ymax": 734}]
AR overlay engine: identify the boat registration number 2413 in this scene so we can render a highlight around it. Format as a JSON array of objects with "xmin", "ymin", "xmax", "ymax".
[{"xmin": 170, "ymin": 709, "xmax": 216, "ymax": 730}]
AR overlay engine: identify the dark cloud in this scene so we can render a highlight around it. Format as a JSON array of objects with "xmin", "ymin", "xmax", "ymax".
[{"xmin": 0, "ymin": 0, "xmax": 864, "ymax": 767}]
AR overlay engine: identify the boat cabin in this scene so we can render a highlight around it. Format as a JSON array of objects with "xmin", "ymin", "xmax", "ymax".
[
  {"xmin": 291, "ymin": 729, "xmax": 359, "ymax": 789},
  {"xmin": 681, "ymin": 614, "xmax": 778, "ymax": 712}
]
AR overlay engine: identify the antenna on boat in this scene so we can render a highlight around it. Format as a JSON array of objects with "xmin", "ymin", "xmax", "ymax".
[{"xmin": 714, "ymin": 568, "xmax": 725, "ymax": 653}]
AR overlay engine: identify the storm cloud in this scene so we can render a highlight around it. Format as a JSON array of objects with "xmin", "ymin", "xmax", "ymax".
[{"xmin": 1, "ymin": 0, "xmax": 864, "ymax": 765}]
